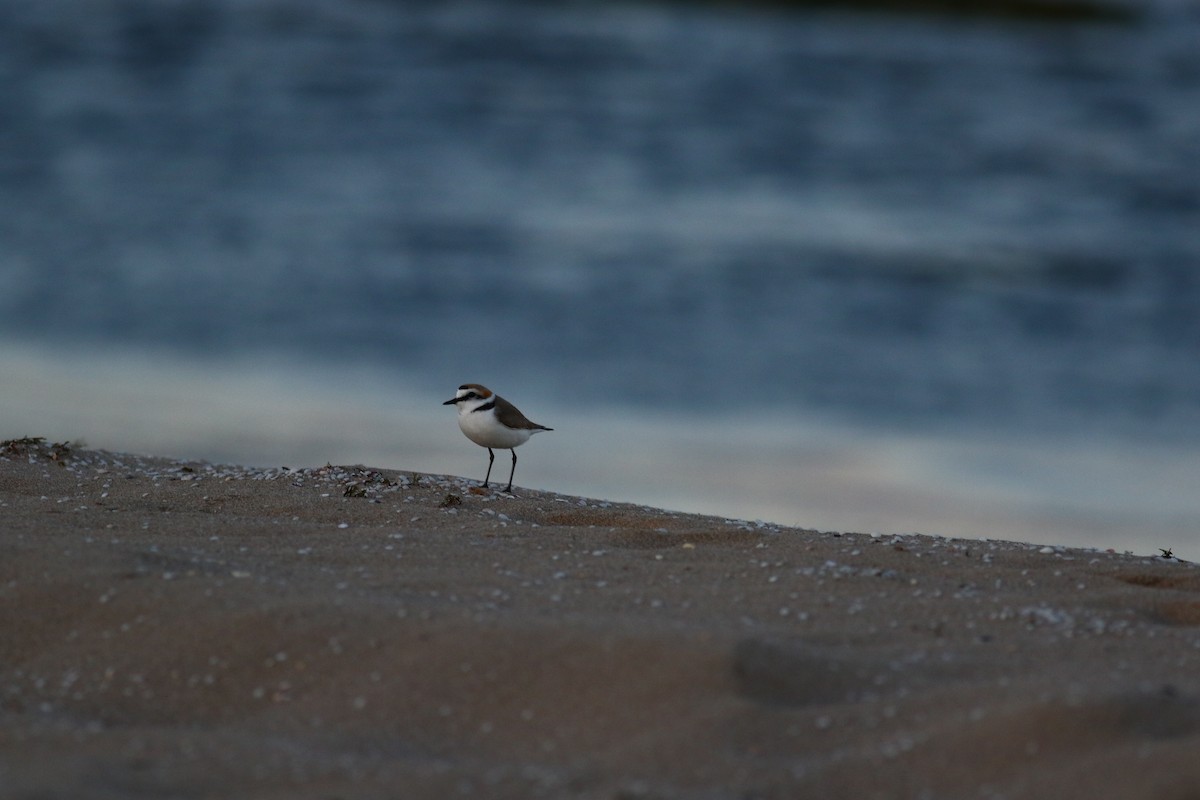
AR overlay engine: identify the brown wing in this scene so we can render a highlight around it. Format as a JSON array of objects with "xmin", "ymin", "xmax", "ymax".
[{"xmin": 493, "ymin": 395, "xmax": 553, "ymax": 431}]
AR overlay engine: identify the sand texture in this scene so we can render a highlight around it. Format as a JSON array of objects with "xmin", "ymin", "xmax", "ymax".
[{"xmin": 3, "ymin": 438, "xmax": 1200, "ymax": 799}]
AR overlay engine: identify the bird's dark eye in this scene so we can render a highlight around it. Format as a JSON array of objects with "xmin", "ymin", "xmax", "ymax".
[{"xmin": 464, "ymin": 392, "xmax": 477, "ymax": 399}]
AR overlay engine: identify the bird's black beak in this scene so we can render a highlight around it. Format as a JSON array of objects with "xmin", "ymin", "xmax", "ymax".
[{"xmin": 442, "ymin": 397, "xmax": 459, "ymax": 405}]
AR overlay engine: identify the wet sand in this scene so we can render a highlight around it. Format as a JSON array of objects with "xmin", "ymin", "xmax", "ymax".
[{"xmin": 3, "ymin": 438, "xmax": 1200, "ymax": 799}]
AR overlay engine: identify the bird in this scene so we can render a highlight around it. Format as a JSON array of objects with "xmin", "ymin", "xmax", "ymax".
[{"xmin": 442, "ymin": 384, "xmax": 553, "ymax": 492}]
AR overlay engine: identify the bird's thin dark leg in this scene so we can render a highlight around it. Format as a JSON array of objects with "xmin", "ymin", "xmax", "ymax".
[
  {"xmin": 483, "ymin": 448, "xmax": 495, "ymax": 487},
  {"xmin": 505, "ymin": 449, "xmax": 517, "ymax": 492}
]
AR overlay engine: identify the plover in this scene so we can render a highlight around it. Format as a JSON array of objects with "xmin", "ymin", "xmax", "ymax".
[{"xmin": 442, "ymin": 384, "xmax": 553, "ymax": 492}]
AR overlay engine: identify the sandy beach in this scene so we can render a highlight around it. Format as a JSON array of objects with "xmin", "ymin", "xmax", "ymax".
[{"xmin": 3, "ymin": 436, "xmax": 1200, "ymax": 799}]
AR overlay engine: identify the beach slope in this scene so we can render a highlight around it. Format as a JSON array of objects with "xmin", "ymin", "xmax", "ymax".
[{"xmin": 3, "ymin": 438, "xmax": 1200, "ymax": 799}]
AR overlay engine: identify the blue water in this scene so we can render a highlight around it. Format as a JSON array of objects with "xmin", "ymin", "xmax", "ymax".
[{"xmin": 3, "ymin": 0, "xmax": 1200, "ymax": 553}]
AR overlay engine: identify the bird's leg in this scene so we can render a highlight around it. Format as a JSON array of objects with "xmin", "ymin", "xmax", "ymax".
[
  {"xmin": 483, "ymin": 448, "xmax": 495, "ymax": 487},
  {"xmin": 505, "ymin": 449, "xmax": 517, "ymax": 493}
]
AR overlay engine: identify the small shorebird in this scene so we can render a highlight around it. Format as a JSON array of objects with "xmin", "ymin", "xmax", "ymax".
[{"xmin": 442, "ymin": 384, "xmax": 553, "ymax": 492}]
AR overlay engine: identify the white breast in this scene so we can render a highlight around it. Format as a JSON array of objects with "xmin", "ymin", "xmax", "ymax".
[{"xmin": 458, "ymin": 407, "xmax": 535, "ymax": 449}]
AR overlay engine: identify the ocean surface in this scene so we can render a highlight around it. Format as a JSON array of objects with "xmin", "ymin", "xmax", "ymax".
[{"xmin": 3, "ymin": 0, "xmax": 1199, "ymax": 556}]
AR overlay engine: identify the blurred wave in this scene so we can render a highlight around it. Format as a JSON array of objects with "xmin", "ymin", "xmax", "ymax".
[{"xmin": 2, "ymin": 0, "xmax": 1198, "ymax": 552}]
